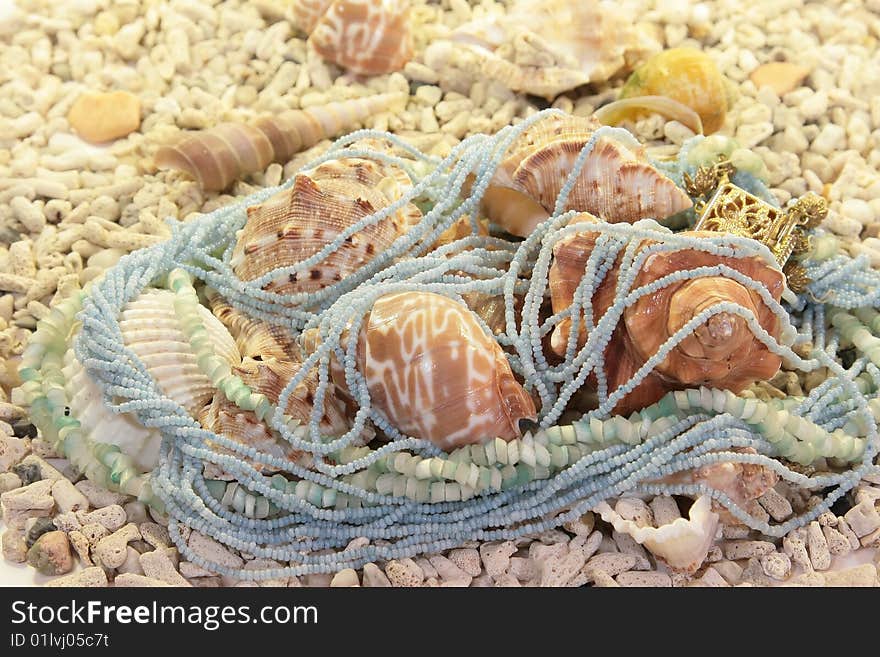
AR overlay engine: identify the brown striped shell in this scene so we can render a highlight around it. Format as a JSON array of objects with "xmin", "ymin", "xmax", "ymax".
[
  {"xmin": 199, "ymin": 356, "xmax": 352, "ymax": 475},
  {"xmin": 305, "ymin": 0, "xmax": 413, "ymax": 76},
  {"xmin": 548, "ymin": 218, "xmax": 785, "ymax": 414},
  {"xmin": 154, "ymin": 93, "xmax": 405, "ymax": 192},
  {"xmin": 206, "ymin": 288, "xmax": 301, "ymax": 362},
  {"xmin": 351, "ymin": 291, "xmax": 536, "ymax": 450},
  {"xmin": 482, "ymin": 114, "xmax": 693, "ymax": 237},
  {"xmin": 230, "ymin": 142, "xmax": 422, "ymax": 296}
]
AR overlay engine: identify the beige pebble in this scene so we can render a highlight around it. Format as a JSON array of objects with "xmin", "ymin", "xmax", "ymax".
[
  {"xmin": 67, "ymin": 91, "xmax": 141, "ymax": 143},
  {"xmin": 188, "ymin": 531, "xmax": 243, "ymax": 569},
  {"xmin": 429, "ymin": 554, "xmax": 472, "ymax": 586},
  {"xmin": 822, "ymin": 525, "xmax": 852, "ymax": 555},
  {"xmin": 330, "ymin": 568, "xmax": 360, "ymax": 587},
  {"xmin": 74, "ymin": 480, "xmax": 129, "ymax": 508},
  {"xmin": 615, "ymin": 570, "xmax": 672, "ymax": 587},
  {"xmin": 94, "ymin": 523, "xmax": 141, "ymax": 569},
  {"xmin": 806, "ymin": 522, "xmax": 831, "ymax": 571},
  {"xmin": 539, "ymin": 549, "xmax": 587, "ymax": 587},
  {"xmin": 51, "ymin": 478, "xmax": 89, "ymax": 514},
  {"xmin": 138, "ymin": 548, "xmax": 191, "ymax": 586},
  {"xmin": 67, "ymin": 530, "xmax": 93, "ymax": 566},
  {"xmin": 0, "ymin": 435, "xmax": 29, "ymax": 472},
  {"xmin": 844, "ymin": 500, "xmax": 880, "ymax": 537},
  {"xmin": 80, "ymin": 523, "xmax": 110, "ymax": 547},
  {"xmin": 760, "ymin": 552, "xmax": 792, "ymax": 580},
  {"xmin": 77, "ymin": 505, "xmax": 126, "ymax": 532},
  {"xmin": 722, "ymin": 540, "xmax": 776, "ymax": 560},
  {"xmin": 362, "ymin": 562, "xmax": 391, "ymax": 587},
  {"xmin": 749, "ymin": 62, "xmax": 810, "ymax": 96},
  {"xmin": 384, "ymin": 558, "xmax": 424, "ymax": 587},
  {"xmin": 139, "ymin": 522, "xmax": 170, "ymax": 549},
  {"xmin": 821, "ymin": 564, "xmax": 878, "ymax": 587},
  {"xmin": 114, "ymin": 573, "xmax": 174, "ymax": 587},
  {"xmin": 447, "ymin": 548, "xmax": 481, "ymax": 577},
  {"xmin": 45, "ymin": 567, "xmax": 108, "ymax": 587},
  {"xmin": 584, "ymin": 553, "xmax": 638, "ymax": 579},
  {"xmin": 508, "ymin": 556, "xmax": 536, "ymax": 583},
  {"xmin": 2, "ymin": 528, "xmax": 28, "ymax": 563},
  {"xmin": 0, "ymin": 472, "xmax": 21, "ymax": 494}
]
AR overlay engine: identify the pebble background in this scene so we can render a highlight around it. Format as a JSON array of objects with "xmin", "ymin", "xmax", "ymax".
[{"xmin": 1, "ymin": 0, "xmax": 879, "ymax": 586}]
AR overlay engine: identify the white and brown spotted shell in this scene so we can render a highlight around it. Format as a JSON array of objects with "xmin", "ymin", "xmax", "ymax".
[
  {"xmin": 349, "ymin": 291, "xmax": 536, "ymax": 450},
  {"xmin": 292, "ymin": 0, "xmax": 413, "ymax": 75},
  {"xmin": 549, "ymin": 218, "xmax": 785, "ymax": 414},
  {"xmin": 230, "ymin": 143, "xmax": 422, "ymax": 297},
  {"xmin": 481, "ymin": 114, "xmax": 693, "ymax": 237},
  {"xmin": 199, "ymin": 356, "xmax": 352, "ymax": 474}
]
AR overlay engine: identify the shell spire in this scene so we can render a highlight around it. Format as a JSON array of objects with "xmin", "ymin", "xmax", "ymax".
[{"xmin": 154, "ymin": 93, "xmax": 407, "ymax": 192}]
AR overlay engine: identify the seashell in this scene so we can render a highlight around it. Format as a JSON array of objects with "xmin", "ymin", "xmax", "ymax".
[
  {"xmin": 619, "ymin": 47, "xmax": 729, "ymax": 135},
  {"xmin": 67, "ymin": 90, "xmax": 141, "ymax": 144},
  {"xmin": 230, "ymin": 143, "xmax": 422, "ymax": 297},
  {"xmin": 118, "ymin": 289, "xmax": 241, "ymax": 417},
  {"xmin": 595, "ymin": 495, "xmax": 719, "ymax": 573},
  {"xmin": 154, "ymin": 93, "xmax": 406, "ymax": 192},
  {"xmin": 480, "ymin": 114, "xmax": 692, "ymax": 237},
  {"xmin": 206, "ymin": 288, "xmax": 301, "ymax": 362},
  {"xmin": 549, "ymin": 219, "xmax": 786, "ymax": 414},
  {"xmin": 427, "ymin": 0, "xmax": 654, "ymax": 100},
  {"xmin": 350, "ymin": 291, "xmax": 537, "ymax": 450},
  {"xmin": 198, "ymin": 357, "xmax": 352, "ymax": 474},
  {"xmin": 593, "ymin": 95, "xmax": 704, "ymax": 135},
  {"xmin": 62, "ymin": 348, "xmax": 163, "ymax": 473},
  {"xmin": 295, "ymin": 0, "xmax": 414, "ymax": 76}
]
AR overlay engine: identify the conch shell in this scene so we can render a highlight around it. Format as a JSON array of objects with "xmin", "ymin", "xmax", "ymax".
[
  {"xmin": 424, "ymin": 0, "xmax": 655, "ymax": 99},
  {"xmin": 199, "ymin": 356, "xmax": 352, "ymax": 474},
  {"xmin": 154, "ymin": 93, "xmax": 405, "ymax": 192},
  {"xmin": 481, "ymin": 114, "xmax": 692, "ymax": 237},
  {"xmin": 293, "ymin": 0, "xmax": 414, "ymax": 75},
  {"xmin": 595, "ymin": 496, "xmax": 719, "ymax": 573},
  {"xmin": 337, "ymin": 291, "xmax": 537, "ymax": 450},
  {"xmin": 230, "ymin": 142, "xmax": 422, "ymax": 297},
  {"xmin": 549, "ymin": 219, "xmax": 785, "ymax": 414}
]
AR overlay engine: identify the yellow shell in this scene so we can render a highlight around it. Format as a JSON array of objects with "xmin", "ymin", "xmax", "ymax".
[
  {"xmin": 230, "ymin": 141, "xmax": 422, "ymax": 297},
  {"xmin": 620, "ymin": 47, "xmax": 729, "ymax": 134}
]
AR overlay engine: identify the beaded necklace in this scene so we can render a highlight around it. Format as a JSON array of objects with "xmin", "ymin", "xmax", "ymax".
[{"xmin": 19, "ymin": 109, "xmax": 880, "ymax": 579}]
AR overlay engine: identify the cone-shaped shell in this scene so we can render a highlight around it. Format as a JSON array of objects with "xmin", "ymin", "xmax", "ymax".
[
  {"xmin": 355, "ymin": 291, "xmax": 536, "ymax": 450},
  {"xmin": 155, "ymin": 93, "xmax": 406, "ymax": 191},
  {"xmin": 549, "ymin": 221, "xmax": 785, "ymax": 414},
  {"xmin": 482, "ymin": 114, "xmax": 692, "ymax": 237},
  {"xmin": 231, "ymin": 147, "xmax": 422, "ymax": 296},
  {"xmin": 119, "ymin": 289, "xmax": 241, "ymax": 417},
  {"xmin": 308, "ymin": 0, "xmax": 413, "ymax": 75}
]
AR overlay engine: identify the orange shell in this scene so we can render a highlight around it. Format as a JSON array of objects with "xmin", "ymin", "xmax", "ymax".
[
  {"xmin": 356, "ymin": 291, "xmax": 536, "ymax": 449},
  {"xmin": 549, "ymin": 223, "xmax": 785, "ymax": 414},
  {"xmin": 482, "ymin": 114, "xmax": 692, "ymax": 237},
  {"xmin": 308, "ymin": 0, "xmax": 413, "ymax": 75},
  {"xmin": 231, "ymin": 145, "xmax": 422, "ymax": 296}
]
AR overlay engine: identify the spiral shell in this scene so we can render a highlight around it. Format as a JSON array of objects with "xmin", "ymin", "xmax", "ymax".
[
  {"xmin": 351, "ymin": 291, "xmax": 536, "ymax": 450},
  {"xmin": 230, "ymin": 144, "xmax": 422, "ymax": 297},
  {"xmin": 549, "ymin": 220, "xmax": 785, "ymax": 414},
  {"xmin": 154, "ymin": 93, "xmax": 405, "ymax": 192},
  {"xmin": 300, "ymin": 0, "xmax": 414, "ymax": 76},
  {"xmin": 619, "ymin": 47, "xmax": 730, "ymax": 135},
  {"xmin": 118, "ymin": 289, "xmax": 241, "ymax": 417},
  {"xmin": 481, "ymin": 114, "xmax": 692, "ymax": 237}
]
